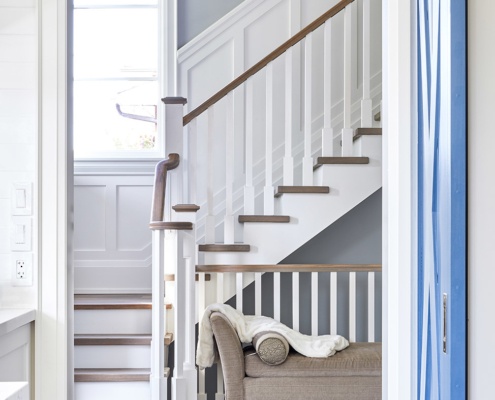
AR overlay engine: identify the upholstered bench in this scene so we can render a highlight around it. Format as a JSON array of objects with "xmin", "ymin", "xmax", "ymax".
[{"xmin": 210, "ymin": 311, "xmax": 381, "ymax": 400}]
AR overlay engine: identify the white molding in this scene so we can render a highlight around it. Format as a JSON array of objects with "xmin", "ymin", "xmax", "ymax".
[
  {"xmin": 382, "ymin": 0, "xmax": 416, "ymax": 399},
  {"xmin": 37, "ymin": 0, "xmax": 69, "ymax": 399}
]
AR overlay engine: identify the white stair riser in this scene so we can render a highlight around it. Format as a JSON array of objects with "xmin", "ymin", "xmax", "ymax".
[
  {"xmin": 74, "ymin": 310, "xmax": 151, "ymax": 335},
  {"xmin": 75, "ymin": 382, "xmax": 150, "ymax": 400},
  {"xmin": 74, "ymin": 345, "xmax": 151, "ymax": 369}
]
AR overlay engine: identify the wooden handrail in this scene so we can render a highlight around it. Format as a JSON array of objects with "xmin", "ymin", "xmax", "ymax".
[
  {"xmin": 196, "ymin": 264, "xmax": 381, "ymax": 274},
  {"xmin": 150, "ymin": 153, "xmax": 180, "ymax": 224},
  {"xmin": 183, "ymin": 0, "xmax": 355, "ymax": 126}
]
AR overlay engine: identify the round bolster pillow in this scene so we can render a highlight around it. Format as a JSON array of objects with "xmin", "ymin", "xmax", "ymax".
[{"xmin": 252, "ymin": 331, "xmax": 290, "ymax": 366}]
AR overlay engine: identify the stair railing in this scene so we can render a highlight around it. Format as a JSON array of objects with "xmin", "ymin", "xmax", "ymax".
[{"xmin": 163, "ymin": 0, "xmax": 379, "ymax": 248}]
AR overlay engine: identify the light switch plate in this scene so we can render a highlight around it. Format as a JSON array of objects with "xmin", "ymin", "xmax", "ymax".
[
  {"xmin": 10, "ymin": 216, "xmax": 32, "ymax": 251},
  {"xmin": 11, "ymin": 182, "xmax": 32, "ymax": 216}
]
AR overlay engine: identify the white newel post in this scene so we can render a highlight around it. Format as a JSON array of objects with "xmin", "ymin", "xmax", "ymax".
[
  {"xmin": 341, "ymin": 4, "xmax": 354, "ymax": 156},
  {"xmin": 182, "ymin": 221, "xmax": 198, "ymax": 400},
  {"xmin": 171, "ymin": 229, "xmax": 186, "ymax": 400},
  {"xmin": 151, "ymin": 229, "xmax": 167, "ymax": 399},
  {"xmin": 163, "ymin": 97, "xmax": 188, "ymax": 211}
]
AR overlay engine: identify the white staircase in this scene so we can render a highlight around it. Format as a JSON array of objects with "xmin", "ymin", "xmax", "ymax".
[{"xmin": 73, "ymin": 0, "xmax": 382, "ymax": 398}]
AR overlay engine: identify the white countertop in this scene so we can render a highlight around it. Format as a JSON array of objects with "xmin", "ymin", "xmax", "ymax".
[{"xmin": 0, "ymin": 309, "xmax": 35, "ymax": 336}]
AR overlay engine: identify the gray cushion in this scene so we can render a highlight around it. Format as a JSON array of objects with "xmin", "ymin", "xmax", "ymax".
[
  {"xmin": 245, "ymin": 342, "xmax": 381, "ymax": 378},
  {"xmin": 252, "ymin": 331, "xmax": 289, "ymax": 365}
]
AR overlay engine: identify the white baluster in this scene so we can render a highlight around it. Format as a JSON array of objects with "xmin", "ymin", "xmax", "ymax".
[
  {"xmin": 361, "ymin": 0, "xmax": 373, "ymax": 127},
  {"xmin": 197, "ymin": 272, "xmax": 207, "ymax": 400},
  {"xmin": 264, "ymin": 64, "xmax": 275, "ymax": 215},
  {"xmin": 274, "ymin": 272, "xmax": 281, "ymax": 322},
  {"xmin": 284, "ymin": 48, "xmax": 294, "ymax": 185},
  {"xmin": 292, "ymin": 272, "xmax": 300, "ymax": 331},
  {"xmin": 330, "ymin": 272, "xmax": 337, "ymax": 335},
  {"xmin": 150, "ymin": 230, "xmax": 166, "ymax": 399},
  {"xmin": 225, "ymin": 92, "xmax": 235, "ymax": 243},
  {"xmin": 349, "ymin": 271, "xmax": 356, "ymax": 342},
  {"xmin": 342, "ymin": 5, "xmax": 353, "ymax": 156},
  {"xmin": 244, "ymin": 79, "xmax": 255, "ymax": 215},
  {"xmin": 187, "ymin": 118, "xmax": 197, "ymax": 204},
  {"xmin": 216, "ymin": 273, "xmax": 224, "ymax": 399},
  {"xmin": 205, "ymin": 107, "xmax": 216, "ymax": 243},
  {"xmin": 236, "ymin": 273, "xmax": 243, "ymax": 311},
  {"xmin": 311, "ymin": 272, "xmax": 318, "ymax": 336},
  {"xmin": 303, "ymin": 33, "xmax": 314, "ymax": 185},
  {"xmin": 368, "ymin": 271, "xmax": 375, "ymax": 342},
  {"xmin": 172, "ymin": 230, "xmax": 187, "ymax": 399},
  {"xmin": 255, "ymin": 272, "xmax": 262, "ymax": 316},
  {"xmin": 322, "ymin": 20, "xmax": 334, "ymax": 157}
]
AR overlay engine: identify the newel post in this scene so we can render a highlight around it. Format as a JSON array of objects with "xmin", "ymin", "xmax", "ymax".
[{"xmin": 162, "ymin": 97, "xmax": 188, "ymax": 216}]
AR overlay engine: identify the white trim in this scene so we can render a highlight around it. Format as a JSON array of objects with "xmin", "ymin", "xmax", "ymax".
[
  {"xmin": 382, "ymin": 0, "xmax": 416, "ymax": 399},
  {"xmin": 37, "ymin": 0, "xmax": 69, "ymax": 399}
]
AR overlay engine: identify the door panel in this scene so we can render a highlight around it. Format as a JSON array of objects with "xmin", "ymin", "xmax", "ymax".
[{"xmin": 417, "ymin": 0, "xmax": 466, "ymax": 399}]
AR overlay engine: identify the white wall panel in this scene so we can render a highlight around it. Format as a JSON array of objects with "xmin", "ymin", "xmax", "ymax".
[
  {"xmin": 116, "ymin": 185, "xmax": 153, "ymax": 251},
  {"xmin": 244, "ymin": 1, "xmax": 289, "ymax": 68},
  {"xmin": 186, "ymin": 40, "xmax": 235, "ymax": 110},
  {"xmin": 74, "ymin": 186, "xmax": 106, "ymax": 251},
  {"xmin": 74, "ymin": 174, "xmax": 154, "ymax": 293}
]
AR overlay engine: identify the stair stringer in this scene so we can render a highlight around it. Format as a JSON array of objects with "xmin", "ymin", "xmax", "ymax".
[{"xmin": 200, "ymin": 135, "xmax": 382, "ymax": 303}]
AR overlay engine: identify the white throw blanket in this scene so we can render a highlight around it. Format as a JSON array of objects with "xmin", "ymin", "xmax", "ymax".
[{"xmin": 196, "ymin": 303, "xmax": 349, "ymax": 369}]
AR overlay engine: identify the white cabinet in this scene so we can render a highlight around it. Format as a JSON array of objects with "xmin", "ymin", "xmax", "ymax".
[{"xmin": 0, "ymin": 310, "xmax": 35, "ymax": 399}]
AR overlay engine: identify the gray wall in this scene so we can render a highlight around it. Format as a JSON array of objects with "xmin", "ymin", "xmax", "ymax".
[{"xmin": 178, "ymin": 0, "xmax": 244, "ymax": 47}]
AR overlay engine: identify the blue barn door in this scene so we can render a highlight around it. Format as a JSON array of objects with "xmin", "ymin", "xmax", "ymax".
[{"xmin": 417, "ymin": 0, "xmax": 466, "ymax": 399}]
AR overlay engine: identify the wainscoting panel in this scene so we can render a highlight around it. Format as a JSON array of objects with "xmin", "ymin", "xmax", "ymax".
[{"xmin": 74, "ymin": 174, "xmax": 154, "ymax": 293}]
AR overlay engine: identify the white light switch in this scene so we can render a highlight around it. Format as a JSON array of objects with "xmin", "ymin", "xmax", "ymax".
[
  {"xmin": 10, "ymin": 217, "xmax": 32, "ymax": 251},
  {"xmin": 14, "ymin": 224, "xmax": 26, "ymax": 244},
  {"xmin": 11, "ymin": 183, "xmax": 32, "ymax": 216}
]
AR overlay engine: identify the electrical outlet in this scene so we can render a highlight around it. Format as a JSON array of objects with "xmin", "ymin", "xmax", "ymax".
[{"xmin": 12, "ymin": 254, "xmax": 33, "ymax": 286}]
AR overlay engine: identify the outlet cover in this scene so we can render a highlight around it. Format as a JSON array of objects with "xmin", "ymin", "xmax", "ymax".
[{"xmin": 11, "ymin": 253, "xmax": 33, "ymax": 287}]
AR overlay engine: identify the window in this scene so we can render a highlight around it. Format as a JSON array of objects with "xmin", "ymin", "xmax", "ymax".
[{"xmin": 73, "ymin": 0, "xmax": 161, "ymax": 159}]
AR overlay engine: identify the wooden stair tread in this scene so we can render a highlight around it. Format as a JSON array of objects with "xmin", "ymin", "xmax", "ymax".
[
  {"xmin": 238, "ymin": 215, "xmax": 290, "ymax": 223},
  {"xmin": 354, "ymin": 127, "xmax": 382, "ymax": 141},
  {"xmin": 74, "ymin": 367, "xmax": 170, "ymax": 382},
  {"xmin": 74, "ymin": 333, "xmax": 173, "ymax": 346},
  {"xmin": 172, "ymin": 204, "xmax": 200, "ymax": 213},
  {"xmin": 149, "ymin": 221, "xmax": 193, "ymax": 230},
  {"xmin": 198, "ymin": 244, "xmax": 251, "ymax": 252},
  {"xmin": 74, "ymin": 294, "xmax": 172, "ymax": 310},
  {"xmin": 316, "ymin": 156, "xmax": 370, "ymax": 165},
  {"xmin": 275, "ymin": 186, "xmax": 330, "ymax": 198},
  {"xmin": 196, "ymin": 264, "xmax": 382, "ymax": 273}
]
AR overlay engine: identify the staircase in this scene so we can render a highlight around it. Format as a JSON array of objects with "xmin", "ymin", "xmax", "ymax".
[
  {"xmin": 73, "ymin": 295, "xmax": 173, "ymax": 399},
  {"xmin": 73, "ymin": 0, "xmax": 382, "ymax": 398}
]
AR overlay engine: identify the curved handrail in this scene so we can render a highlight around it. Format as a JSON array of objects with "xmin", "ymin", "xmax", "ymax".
[
  {"xmin": 183, "ymin": 0, "xmax": 354, "ymax": 126},
  {"xmin": 150, "ymin": 153, "xmax": 180, "ymax": 224}
]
